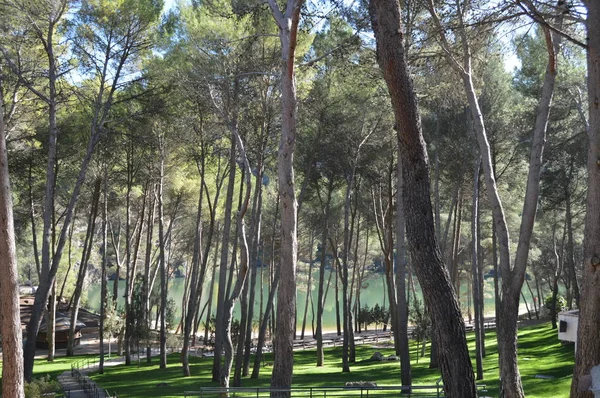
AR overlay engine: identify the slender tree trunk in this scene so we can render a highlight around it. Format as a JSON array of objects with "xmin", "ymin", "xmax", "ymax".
[
  {"xmin": 251, "ymin": 195, "xmax": 280, "ymax": 378},
  {"xmin": 212, "ymin": 141, "xmax": 236, "ymax": 381},
  {"xmin": 67, "ymin": 178, "xmax": 101, "ymax": 356},
  {"xmin": 251, "ymin": 261, "xmax": 281, "ymax": 378},
  {"xmin": 369, "ymin": 1, "xmax": 477, "ymax": 396},
  {"xmin": 182, "ymin": 158, "xmax": 205, "ymax": 376},
  {"xmin": 395, "ymin": 136, "xmax": 412, "ymax": 388},
  {"xmin": 300, "ymin": 231, "xmax": 314, "ymax": 340},
  {"xmin": 124, "ymin": 143, "xmax": 135, "ymax": 365},
  {"xmin": 203, "ymin": 228, "xmax": 219, "ymax": 345},
  {"xmin": 242, "ymin": 163, "xmax": 265, "ymax": 376},
  {"xmin": 222, "ymin": 117, "xmax": 253, "ymax": 388},
  {"xmin": 450, "ymin": 193, "xmax": 463, "ymax": 293},
  {"xmin": 565, "ymin": 191, "xmax": 579, "ymax": 309},
  {"xmin": 99, "ymin": 162, "xmax": 108, "ymax": 374},
  {"xmin": 471, "ymin": 157, "xmax": 483, "ymax": 380},
  {"xmin": 28, "ymin": 160, "xmax": 41, "ymax": 281},
  {"xmin": 143, "ymin": 182, "xmax": 156, "ymax": 362},
  {"xmin": 158, "ymin": 136, "xmax": 167, "ymax": 369},
  {"xmin": 316, "ymin": 180, "xmax": 333, "ymax": 367},
  {"xmin": 550, "ymin": 219, "xmax": 562, "ymax": 329}
]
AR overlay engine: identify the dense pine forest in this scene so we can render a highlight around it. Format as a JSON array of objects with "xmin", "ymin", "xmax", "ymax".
[{"xmin": 0, "ymin": 0, "xmax": 599, "ymax": 397}]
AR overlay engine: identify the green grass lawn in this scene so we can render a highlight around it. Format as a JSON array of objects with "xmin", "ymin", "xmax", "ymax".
[
  {"xmin": 0, "ymin": 354, "xmax": 99, "ymax": 393},
  {"xmin": 87, "ymin": 321, "xmax": 574, "ymax": 397}
]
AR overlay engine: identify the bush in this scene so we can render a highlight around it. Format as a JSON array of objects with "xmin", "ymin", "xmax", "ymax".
[
  {"xmin": 25, "ymin": 374, "xmax": 58, "ymax": 398},
  {"xmin": 358, "ymin": 305, "xmax": 372, "ymax": 331},
  {"xmin": 545, "ymin": 294, "xmax": 567, "ymax": 314}
]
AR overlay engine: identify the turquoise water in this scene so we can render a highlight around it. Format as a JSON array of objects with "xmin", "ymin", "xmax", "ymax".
[{"xmin": 84, "ymin": 268, "xmax": 535, "ymax": 331}]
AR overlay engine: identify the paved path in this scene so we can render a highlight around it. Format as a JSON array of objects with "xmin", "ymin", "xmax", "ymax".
[
  {"xmin": 57, "ymin": 356, "xmax": 127, "ymax": 398},
  {"xmin": 57, "ymin": 349, "xmax": 162, "ymax": 397}
]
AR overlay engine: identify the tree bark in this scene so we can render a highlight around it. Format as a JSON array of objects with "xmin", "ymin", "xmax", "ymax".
[
  {"xmin": 395, "ymin": 135, "xmax": 412, "ymax": 388},
  {"xmin": 571, "ymin": 2, "xmax": 600, "ymax": 396},
  {"xmin": 0, "ymin": 68, "xmax": 25, "ymax": 398},
  {"xmin": 369, "ymin": 1, "xmax": 477, "ymax": 396},
  {"xmin": 267, "ymin": 0, "xmax": 304, "ymax": 393}
]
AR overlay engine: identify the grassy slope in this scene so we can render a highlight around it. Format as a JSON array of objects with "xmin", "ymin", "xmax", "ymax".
[{"xmin": 87, "ymin": 321, "xmax": 574, "ymax": 397}]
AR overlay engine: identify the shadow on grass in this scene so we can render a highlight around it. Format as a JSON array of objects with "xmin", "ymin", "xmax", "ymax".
[{"xmin": 87, "ymin": 322, "xmax": 574, "ymax": 398}]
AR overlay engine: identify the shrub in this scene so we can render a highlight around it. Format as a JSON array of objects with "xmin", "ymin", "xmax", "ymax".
[
  {"xmin": 25, "ymin": 374, "xmax": 58, "ymax": 398},
  {"xmin": 545, "ymin": 294, "xmax": 567, "ymax": 314}
]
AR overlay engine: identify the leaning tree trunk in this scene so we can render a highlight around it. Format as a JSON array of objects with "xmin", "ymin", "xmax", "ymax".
[
  {"xmin": 369, "ymin": 1, "xmax": 477, "ymax": 396},
  {"xmin": 0, "ymin": 72, "xmax": 25, "ymax": 398},
  {"xmin": 571, "ymin": 3, "xmax": 600, "ymax": 396}
]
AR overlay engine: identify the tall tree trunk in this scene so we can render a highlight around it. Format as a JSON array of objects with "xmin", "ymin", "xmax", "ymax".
[
  {"xmin": 300, "ymin": 231, "xmax": 314, "ymax": 340},
  {"xmin": 550, "ymin": 218, "xmax": 562, "ymax": 329},
  {"xmin": 203, "ymin": 227, "xmax": 220, "ymax": 345},
  {"xmin": 395, "ymin": 136, "xmax": 412, "ymax": 388},
  {"xmin": 471, "ymin": 157, "xmax": 483, "ymax": 380},
  {"xmin": 222, "ymin": 117, "xmax": 253, "ymax": 388},
  {"xmin": 67, "ymin": 178, "xmax": 101, "ymax": 356},
  {"xmin": 242, "ymin": 162, "xmax": 265, "ymax": 377},
  {"xmin": 143, "ymin": 182, "xmax": 156, "ymax": 362},
  {"xmin": 251, "ymin": 260, "xmax": 281, "ymax": 379},
  {"xmin": 425, "ymin": 1, "xmax": 563, "ymax": 394},
  {"xmin": 47, "ymin": 282, "xmax": 56, "ymax": 361},
  {"xmin": 334, "ymin": 252, "xmax": 341, "ymax": 336},
  {"xmin": 251, "ymin": 195, "xmax": 280, "ymax": 379},
  {"xmin": 99, "ymin": 162, "xmax": 108, "ymax": 374},
  {"xmin": 182, "ymin": 157, "xmax": 206, "ymax": 376},
  {"xmin": 369, "ymin": 1, "xmax": 477, "ymax": 396},
  {"xmin": 268, "ymin": 0, "xmax": 304, "ymax": 392},
  {"xmin": 158, "ymin": 136, "xmax": 167, "ymax": 369},
  {"xmin": 450, "ymin": 192, "xmax": 463, "ymax": 293},
  {"xmin": 565, "ymin": 190, "xmax": 580, "ymax": 309},
  {"xmin": 212, "ymin": 141, "xmax": 237, "ymax": 381},
  {"xmin": 571, "ymin": 2, "xmax": 600, "ymax": 396},
  {"xmin": 124, "ymin": 142, "xmax": 134, "ymax": 365},
  {"xmin": 316, "ymin": 179, "xmax": 333, "ymax": 367},
  {"xmin": 0, "ymin": 70, "xmax": 25, "ymax": 398}
]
